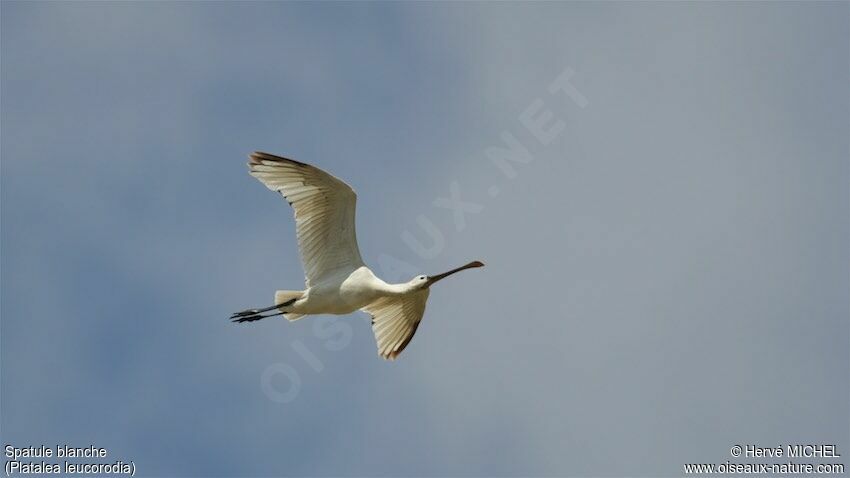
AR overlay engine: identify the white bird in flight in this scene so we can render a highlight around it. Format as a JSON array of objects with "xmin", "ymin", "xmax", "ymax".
[{"xmin": 232, "ymin": 152, "xmax": 485, "ymax": 360}]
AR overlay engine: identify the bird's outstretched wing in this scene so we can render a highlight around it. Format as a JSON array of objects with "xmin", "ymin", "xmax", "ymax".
[
  {"xmin": 362, "ymin": 290, "xmax": 429, "ymax": 360},
  {"xmin": 249, "ymin": 152, "xmax": 364, "ymax": 286}
]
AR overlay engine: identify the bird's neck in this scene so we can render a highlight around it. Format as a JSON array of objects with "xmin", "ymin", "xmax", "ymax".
[{"xmin": 376, "ymin": 280, "xmax": 416, "ymax": 297}]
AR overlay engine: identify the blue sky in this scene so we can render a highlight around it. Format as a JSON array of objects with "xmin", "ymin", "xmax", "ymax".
[{"xmin": 2, "ymin": 2, "xmax": 848, "ymax": 476}]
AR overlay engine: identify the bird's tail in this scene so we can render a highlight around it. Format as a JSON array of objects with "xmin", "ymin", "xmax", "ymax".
[{"xmin": 275, "ymin": 290, "xmax": 306, "ymax": 321}]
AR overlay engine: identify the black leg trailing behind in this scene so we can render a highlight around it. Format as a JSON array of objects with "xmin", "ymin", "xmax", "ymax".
[{"xmin": 230, "ymin": 298, "xmax": 297, "ymax": 323}]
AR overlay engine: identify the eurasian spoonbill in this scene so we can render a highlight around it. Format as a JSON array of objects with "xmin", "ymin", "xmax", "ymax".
[{"xmin": 231, "ymin": 152, "xmax": 485, "ymax": 360}]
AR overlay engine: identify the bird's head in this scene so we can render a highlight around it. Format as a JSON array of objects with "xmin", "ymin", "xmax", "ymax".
[{"xmin": 411, "ymin": 260, "xmax": 485, "ymax": 290}]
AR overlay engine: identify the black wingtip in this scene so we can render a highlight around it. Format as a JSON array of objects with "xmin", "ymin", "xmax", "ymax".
[{"xmin": 249, "ymin": 151, "xmax": 310, "ymax": 168}]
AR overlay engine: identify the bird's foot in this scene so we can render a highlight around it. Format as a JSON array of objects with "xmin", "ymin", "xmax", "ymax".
[
  {"xmin": 231, "ymin": 313, "xmax": 263, "ymax": 323},
  {"xmin": 230, "ymin": 309, "xmax": 259, "ymax": 319},
  {"xmin": 230, "ymin": 299, "xmax": 296, "ymax": 323},
  {"xmin": 231, "ymin": 311, "xmax": 284, "ymax": 323}
]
